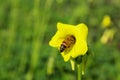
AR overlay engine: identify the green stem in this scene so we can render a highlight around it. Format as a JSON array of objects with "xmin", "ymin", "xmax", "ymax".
[{"xmin": 77, "ymin": 64, "xmax": 82, "ymax": 80}]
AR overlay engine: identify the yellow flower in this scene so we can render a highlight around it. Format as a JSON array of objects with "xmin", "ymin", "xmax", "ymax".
[
  {"xmin": 101, "ymin": 15, "xmax": 111, "ymax": 28},
  {"xmin": 100, "ymin": 28, "xmax": 116, "ymax": 44},
  {"xmin": 49, "ymin": 22, "xmax": 88, "ymax": 62}
]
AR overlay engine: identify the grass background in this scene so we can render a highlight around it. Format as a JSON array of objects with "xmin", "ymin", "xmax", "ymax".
[{"xmin": 0, "ymin": 0, "xmax": 120, "ymax": 80}]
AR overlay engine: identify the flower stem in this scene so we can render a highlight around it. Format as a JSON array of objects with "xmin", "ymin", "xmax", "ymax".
[{"xmin": 77, "ymin": 63, "xmax": 82, "ymax": 80}]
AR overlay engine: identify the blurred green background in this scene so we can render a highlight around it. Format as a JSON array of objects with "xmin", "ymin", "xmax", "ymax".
[{"xmin": 0, "ymin": 0, "xmax": 120, "ymax": 80}]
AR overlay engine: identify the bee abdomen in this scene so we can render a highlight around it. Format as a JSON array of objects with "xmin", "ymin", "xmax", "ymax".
[{"xmin": 60, "ymin": 44, "xmax": 66, "ymax": 52}]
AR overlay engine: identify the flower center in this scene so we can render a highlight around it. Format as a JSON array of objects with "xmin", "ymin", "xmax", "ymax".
[{"xmin": 60, "ymin": 35, "xmax": 76, "ymax": 52}]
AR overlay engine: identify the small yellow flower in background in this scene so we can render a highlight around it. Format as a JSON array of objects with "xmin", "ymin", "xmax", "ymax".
[
  {"xmin": 101, "ymin": 15, "xmax": 111, "ymax": 28},
  {"xmin": 49, "ymin": 22, "xmax": 88, "ymax": 62},
  {"xmin": 100, "ymin": 28, "xmax": 116, "ymax": 44}
]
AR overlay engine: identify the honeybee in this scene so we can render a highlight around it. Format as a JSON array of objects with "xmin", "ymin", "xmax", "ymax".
[{"xmin": 60, "ymin": 35, "xmax": 76, "ymax": 52}]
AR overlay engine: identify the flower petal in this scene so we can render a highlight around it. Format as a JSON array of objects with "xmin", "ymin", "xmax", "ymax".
[
  {"xmin": 70, "ymin": 41, "xmax": 88, "ymax": 58},
  {"xmin": 57, "ymin": 22, "xmax": 77, "ymax": 35},
  {"xmin": 76, "ymin": 23, "xmax": 88, "ymax": 40},
  {"xmin": 49, "ymin": 31, "xmax": 64, "ymax": 47},
  {"xmin": 61, "ymin": 52, "xmax": 71, "ymax": 62},
  {"xmin": 70, "ymin": 24, "xmax": 88, "ymax": 58}
]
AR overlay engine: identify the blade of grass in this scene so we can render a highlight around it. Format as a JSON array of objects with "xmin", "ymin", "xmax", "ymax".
[
  {"xmin": 26, "ymin": 0, "xmax": 54, "ymax": 80},
  {"xmin": 5, "ymin": 0, "xmax": 19, "ymax": 60}
]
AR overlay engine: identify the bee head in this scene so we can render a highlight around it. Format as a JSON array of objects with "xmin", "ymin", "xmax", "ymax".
[{"xmin": 60, "ymin": 44, "xmax": 66, "ymax": 52}]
